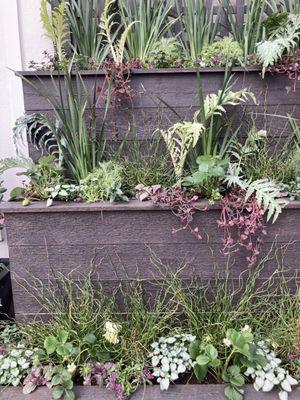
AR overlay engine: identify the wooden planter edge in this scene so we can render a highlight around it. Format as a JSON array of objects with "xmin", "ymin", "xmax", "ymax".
[
  {"xmin": 1, "ymin": 384, "xmax": 299, "ymax": 400},
  {"xmin": 1, "ymin": 199, "xmax": 299, "ymax": 214}
]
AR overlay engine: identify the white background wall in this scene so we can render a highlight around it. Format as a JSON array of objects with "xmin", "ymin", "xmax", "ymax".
[{"xmin": 0, "ymin": 0, "xmax": 53, "ymax": 257}]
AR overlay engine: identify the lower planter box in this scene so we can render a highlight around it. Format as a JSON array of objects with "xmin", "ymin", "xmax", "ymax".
[
  {"xmin": 0, "ymin": 385, "xmax": 299, "ymax": 400},
  {"xmin": 0, "ymin": 200, "xmax": 299, "ymax": 320}
]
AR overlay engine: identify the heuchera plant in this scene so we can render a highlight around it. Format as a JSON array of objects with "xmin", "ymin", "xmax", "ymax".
[
  {"xmin": 267, "ymin": 50, "xmax": 300, "ymax": 93},
  {"xmin": 217, "ymin": 188, "xmax": 267, "ymax": 265}
]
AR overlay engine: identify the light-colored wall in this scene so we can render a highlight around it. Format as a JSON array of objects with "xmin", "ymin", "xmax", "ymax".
[{"xmin": 0, "ymin": 0, "xmax": 52, "ymax": 257}]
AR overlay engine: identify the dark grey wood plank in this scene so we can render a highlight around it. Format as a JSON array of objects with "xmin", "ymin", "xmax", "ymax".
[{"xmin": 1, "ymin": 384, "xmax": 300, "ymax": 400}]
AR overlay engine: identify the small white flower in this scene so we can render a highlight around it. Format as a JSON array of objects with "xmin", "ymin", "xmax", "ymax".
[
  {"xmin": 67, "ymin": 363, "xmax": 77, "ymax": 374},
  {"xmin": 223, "ymin": 338, "xmax": 231, "ymax": 347}
]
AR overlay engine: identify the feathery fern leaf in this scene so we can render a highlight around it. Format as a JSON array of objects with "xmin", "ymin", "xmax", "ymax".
[
  {"xmin": 245, "ymin": 179, "xmax": 288, "ymax": 222},
  {"xmin": 159, "ymin": 122, "xmax": 205, "ymax": 179},
  {"xmin": 40, "ymin": 0, "xmax": 69, "ymax": 61},
  {"xmin": 257, "ymin": 14, "xmax": 300, "ymax": 71}
]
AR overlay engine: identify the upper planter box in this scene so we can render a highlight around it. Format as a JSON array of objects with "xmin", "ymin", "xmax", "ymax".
[
  {"xmin": 1, "ymin": 200, "xmax": 299, "ymax": 320},
  {"xmin": 18, "ymin": 67, "xmax": 300, "ymax": 158}
]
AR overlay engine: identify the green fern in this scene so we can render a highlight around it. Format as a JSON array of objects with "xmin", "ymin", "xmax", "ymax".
[
  {"xmin": 40, "ymin": 0, "xmax": 69, "ymax": 61},
  {"xmin": 257, "ymin": 14, "xmax": 300, "ymax": 72},
  {"xmin": 159, "ymin": 121, "xmax": 205, "ymax": 180},
  {"xmin": 245, "ymin": 179, "xmax": 288, "ymax": 222}
]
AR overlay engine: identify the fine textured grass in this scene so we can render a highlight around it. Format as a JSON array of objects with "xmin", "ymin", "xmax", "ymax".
[{"xmin": 150, "ymin": 244, "xmax": 299, "ymax": 365}]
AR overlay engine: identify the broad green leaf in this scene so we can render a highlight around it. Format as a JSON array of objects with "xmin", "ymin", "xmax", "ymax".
[
  {"xmin": 189, "ymin": 340, "xmax": 201, "ymax": 359},
  {"xmin": 57, "ymin": 330, "xmax": 69, "ymax": 344},
  {"xmin": 44, "ymin": 336, "xmax": 58, "ymax": 354},
  {"xmin": 83, "ymin": 333, "xmax": 97, "ymax": 344},
  {"xmin": 52, "ymin": 386, "xmax": 64, "ymax": 400},
  {"xmin": 196, "ymin": 354, "xmax": 210, "ymax": 365},
  {"xmin": 225, "ymin": 385, "xmax": 244, "ymax": 400},
  {"xmin": 194, "ymin": 364, "xmax": 208, "ymax": 381}
]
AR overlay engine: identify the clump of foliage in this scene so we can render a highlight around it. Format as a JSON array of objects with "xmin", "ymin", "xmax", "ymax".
[
  {"xmin": 80, "ymin": 161, "xmax": 127, "ymax": 203},
  {"xmin": 176, "ymin": 0, "xmax": 221, "ymax": 61},
  {"xmin": 121, "ymin": 140, "xmax": 175, "ymax": 196},
  {"xmin": 257, "ymin": 13, "xmax": 300, "ymax": 74},
  {"xmin": 146, "ymin": 38, "xmax": 181, "ymax": 68},
  {"xmin": 20, "ymin": 155, "xmax": 63, "ymax": 200},
  {"xmin": 119, "ymin": 0, "xmax": 175, "ymax": 62},
  {"xmin": 201, "ymin": 38, "xmax": 243, "ymax": 67},
  {"xmin": 150, "ymin": 333, "xmax": 195, "ymax": 390},
  {"xmin": 268, "ymin": 50, "xmax": 300, "ymax": 92},
  {"xmin": 182, "ymin": 155, "xmax": 228, "ymax": 201}
]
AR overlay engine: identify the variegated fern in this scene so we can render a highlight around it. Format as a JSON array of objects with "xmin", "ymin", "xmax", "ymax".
[
  {"xmin": 100, "ymin": 0, "xmax": 138, "ymax": 64},
  {"xmin": 40, "ymin": 0, "xmax": 69, "ymax": 61},
  {"xmin": 195, "ymin": 88, "xmax": 257, "ymax": 121},
  {"xmin": 224, "ymin": 163, "xmax": 288, "ymax": 222},
  {"xmin": 257, "ymin": 14, "xmax": 300, "ymax": 73},
  {"xmin": 159, "ymin": 121, "xmax": 205, "ymax": 180}
]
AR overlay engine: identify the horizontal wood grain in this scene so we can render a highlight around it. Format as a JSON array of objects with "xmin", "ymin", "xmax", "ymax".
[{"xmin": 1, "ymin": 384, "xmax": 300, "ymax": 400}]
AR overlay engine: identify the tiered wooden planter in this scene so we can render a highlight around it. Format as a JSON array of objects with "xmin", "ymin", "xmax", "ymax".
[
  {"xmin": 19, "ymin": 68, "xmax": 300, "ymax": 160},
  {"xmin": 1, "ymin": 200, "xmax": 299, "ymax": 320},
  {"xmin": 2, "ymin": 68, "xmax": 298, "ymax": 397},
  {"xmin": 1, "ymin": 384, "xmax": 300, "ymax": 400}
]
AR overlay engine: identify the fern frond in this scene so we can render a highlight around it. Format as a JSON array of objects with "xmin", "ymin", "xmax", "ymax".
[
  {"xmin": 0, "ymin": 155, "xmax": 34, "ymax": 175},
  {"xmin": 196, "ymin": 89, "xmax": 256, "ymax": 121},
  {"xmin": 159, "ymin": 122, "xmax": 205, "ymax": 179},
  {"xmin": 224, "ymin": 163, "xmax": 247, "ymax": 190},
  {"xmin": 257, "ymin": 14, "xmax": 300, "ymax": 71},
  {"xmin": 40, "ymin": 0, "xmax": 69, "ymax": 61},
  {"xmin": 245, "ymin": 179, "xmax": 288, "ymax": 222}
]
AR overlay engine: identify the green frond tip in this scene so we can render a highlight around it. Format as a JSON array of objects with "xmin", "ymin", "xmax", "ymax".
[{"xmin": 40, "ymin": 0, "xmax": 69, "ymax": 61}]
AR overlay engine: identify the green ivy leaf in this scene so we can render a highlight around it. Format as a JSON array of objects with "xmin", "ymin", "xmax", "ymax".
[
  {"xmin": 206, "ymin": 344, "xmax": 218, "ymax": 360},
  {"xmin": 9, "ymin": 187, "xmax": 24, "ymax": 201},
  {"xmin": 51, "ymin": 374, "xmax": 62, "ymax": 386}
]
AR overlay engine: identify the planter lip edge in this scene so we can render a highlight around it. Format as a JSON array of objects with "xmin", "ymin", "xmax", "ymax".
[
  {"xmin": 0, "ymin": 199, "xmax": 299, "ymax": 214},
  {"xmin": 16, "ymin": 66, "xmax": 262, "ymax": 77}
]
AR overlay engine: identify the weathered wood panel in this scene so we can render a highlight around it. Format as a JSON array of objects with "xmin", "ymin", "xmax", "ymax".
[
  {"xmin": 1, "ymin": 384, "xmax": 300, "ymax": 400},
  {"xmin": 1, "ymin": 201, "xmax": 299, "ymax": 319},
  {"xmin": 18, "ymin": 69, "xmax": 300, "ymax": 159}
]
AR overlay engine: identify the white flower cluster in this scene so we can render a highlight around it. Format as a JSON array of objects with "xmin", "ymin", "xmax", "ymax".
[
  {"xmin": 150, "ymin": 333, "xmax": 195, "ymax": 391},
  {"xmin": 245, "ymin": 341, "xmax": 298, "ymax": 400},
  {"xmin": 0, "ymin": 344, "xmax": 34, "ymax": 386}
]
